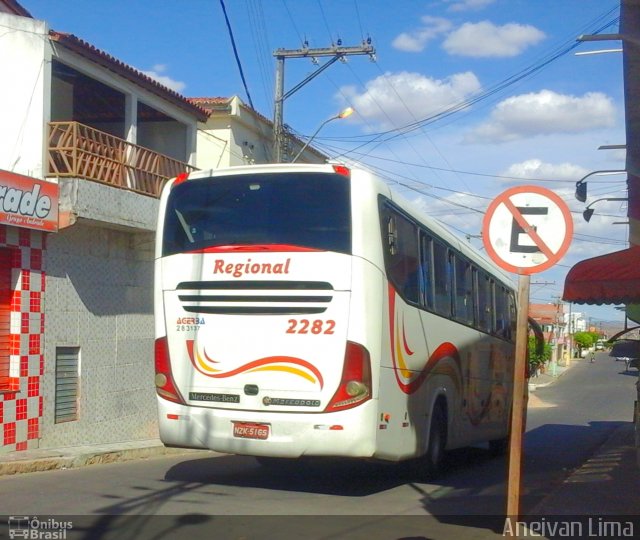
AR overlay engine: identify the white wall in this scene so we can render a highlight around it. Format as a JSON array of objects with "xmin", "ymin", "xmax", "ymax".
[
  {"xmin": 194, "ymin": 96, "xmax": 274, "ymax": 170},
  {"xmin": 0, "ymin": 13, "xmax": 48, "ymax": 178},
  {"xmin": 42, "ymin": 222, "xmax": 158, "ymax": 447}
]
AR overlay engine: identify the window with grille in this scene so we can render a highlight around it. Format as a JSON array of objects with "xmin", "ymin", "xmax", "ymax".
[{"xmin": 55, "ymin": 346, "xmax": 80, "ymax": 423}]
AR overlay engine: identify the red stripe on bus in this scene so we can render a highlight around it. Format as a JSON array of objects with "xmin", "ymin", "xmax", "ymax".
[
  {"xmin": 186, "ymin": 244, "xmax": 323, "ymax": 254},
  {"xmin": 388, "ymin": 284, "xmax": 461, "ymax": 394}
]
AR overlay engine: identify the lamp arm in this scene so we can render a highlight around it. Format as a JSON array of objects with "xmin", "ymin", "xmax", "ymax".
[
  {"xmin": 585, "ymin": 197, "xmax": 628, "ymax": 210},
  {"xmin": 575, "ymin": 169, "xmax": 626, "ymax": 202},
  {"xmin": 291, "ymin": 116, "xmax": 336, "ymax": 163}
]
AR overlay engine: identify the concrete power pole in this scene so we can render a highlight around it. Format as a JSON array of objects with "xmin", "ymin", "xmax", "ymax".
[{"xmin": 273, "ymin": 42, "xmax": 375, "ymax": 163}]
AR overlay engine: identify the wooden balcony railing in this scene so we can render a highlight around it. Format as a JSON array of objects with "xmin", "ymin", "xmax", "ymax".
[{"xmin": 48, "ymin": 121, "xmax": 197, "ymax": 198}]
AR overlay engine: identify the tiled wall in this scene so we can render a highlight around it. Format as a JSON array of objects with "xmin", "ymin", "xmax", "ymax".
[
  {"xmin": 0, "ymin": 225, "xmax": 45, "ymax": 453},
  {"xmin": 40, "ymin": 222, "xmax": 158, "ymax": 448}
]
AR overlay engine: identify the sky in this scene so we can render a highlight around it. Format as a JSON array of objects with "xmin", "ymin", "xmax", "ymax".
[{"xmin": 23, "ymin": 0, "xmax": 628, "ymax": 327}]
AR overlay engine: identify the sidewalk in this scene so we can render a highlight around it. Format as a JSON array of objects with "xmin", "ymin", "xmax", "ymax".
[
  {"xmin": 531, "ymin": 421, "xmax": 640, "ymax": 516},
  {"xmin": 528, "ymin": 358, "xmax": 572, "ymax": 392}
]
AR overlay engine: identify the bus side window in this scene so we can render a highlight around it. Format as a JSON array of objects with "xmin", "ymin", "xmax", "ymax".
[
  {"xmin": 383, "ymin": 208, "xmax": 420, "ymax": 304},
  {"xmin": 477, "ymin": 271, "xmax": 492, "ymax": 333},
  {"xmin": 454, "ymin": 255, "xmax": 474, "ymax": 325},
  {"xmin": 509, "ymin": 292, "xmax": 517, "ymax": 340},
  {"xmin": 494, "ymin": 285, "xmax": 511, "ymax": 340},
  {"xmin": 432, "ymin": 240, "xmax": 452, "ymax": 318},
  {"xmin": 420, "ymin": 232, "xmax": 434, "ymax": 309}
]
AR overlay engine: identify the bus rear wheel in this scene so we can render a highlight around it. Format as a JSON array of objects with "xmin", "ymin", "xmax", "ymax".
[
  {"xmin": 417, "ymin": 402, "xmax": 447, "ymax": 481},
  {"xmin": 489, "ymin": 436, "xmax": 508, "ymax": 456}
]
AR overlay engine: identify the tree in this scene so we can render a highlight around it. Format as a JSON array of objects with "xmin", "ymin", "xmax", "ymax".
[
  {"xmin": 573, "ymin": 331, "xmax": 595, "ymax": 353},
  {"xmin": 528, "ymin": 335, "xmax": 552, "ymax": 375}
]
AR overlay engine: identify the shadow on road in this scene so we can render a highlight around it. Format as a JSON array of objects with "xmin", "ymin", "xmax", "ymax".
[
  {"xmin": 165, "ymin": 453, "xmax": 415, "ymax": 496},
  {"xmin": 56, "ymin": 420, "xmax": 627, "ymax": 539},
  {"xmin": 420, "ymin": 420, "xmax": 628, "ymax": 536}
]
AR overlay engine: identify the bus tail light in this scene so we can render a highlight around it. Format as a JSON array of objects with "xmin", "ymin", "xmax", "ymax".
[
  {"xmin": 325, "ymin": 341, "xmax": 372, "ymax": 412},
  {"xmin": 332, "ymin": 164, "xmax": 351, "ymax": 177},
  {"xmin": 171, "ymin": 172, "xmax": 189, "ymax": 188},
  {"xmin": 154, "ymin": 337, "xmax": 185, "ymax": 404}
]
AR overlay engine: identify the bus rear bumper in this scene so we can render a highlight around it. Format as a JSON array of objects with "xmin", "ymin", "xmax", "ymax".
[{"xmin": 157, "ymin": 398, "xmax": 378, "ymax": 458}]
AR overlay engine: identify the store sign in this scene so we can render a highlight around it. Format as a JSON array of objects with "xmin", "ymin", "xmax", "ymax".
[{"xmin": 0, "ymin": 169, "xmax": 59, "ymax": 232}]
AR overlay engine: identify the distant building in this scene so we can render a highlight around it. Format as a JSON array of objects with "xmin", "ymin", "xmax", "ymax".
[
  {"xmin": 565, "ymin": 311, "xmax": 586, "ymax": 334},
  {"xmin": 190, "ymin": 96, "xmax": 326, "ymax": 168},
  {"xmin": 529, "ymin": 303, "xmax": 567, "ymax": 361}
]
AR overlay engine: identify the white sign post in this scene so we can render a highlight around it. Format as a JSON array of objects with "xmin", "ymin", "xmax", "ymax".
[{"xmin": 482, "ymin": 186, "xmax": 573, "ymax": 525}]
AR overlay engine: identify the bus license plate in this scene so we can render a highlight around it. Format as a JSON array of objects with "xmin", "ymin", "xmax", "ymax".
[{"xmin": 233, "ymin": 422, "xmax": 269, "ymax": 440}]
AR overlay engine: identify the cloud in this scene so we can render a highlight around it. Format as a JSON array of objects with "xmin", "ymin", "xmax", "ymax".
[
  {"xmin": 443, "ymin": 21, "xmax": 545, "ymax": 57},
  {"xmin": 392, "ymin": 16, "xmax": 452, "ymax": 52},
  {"xmin": 465, "ymin": 90, "xmax": 616, "ymax": 143},
  {"xmin": 500, "ymin": 159, "xmax": 589, "ymax": 182},
  {"xmin": 445, "ymin": 0, "xmax": 497, "ymax": 12},
  {"xmin": 140, "ymin": 64, "xmax": 186, "ymax": 93},
  {"xmin": 339, "ymin": 71, "xmax": 481, "ymax": 131}
]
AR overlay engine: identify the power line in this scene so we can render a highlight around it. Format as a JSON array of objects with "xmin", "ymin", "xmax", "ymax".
[
  {"xmin": 246, "ymin": 0, "xmax": 274, "ymax": 111},
  {"xmin": 326, "ymin": 10, "xmax": 620, "ymax": 159},
  {"xmin": 219, "ymin": 0, "xmax": 255, "ymax": 110},
  {"xmin": 309, "ymin": 138, "xmax": 627, "ymax": 185}
]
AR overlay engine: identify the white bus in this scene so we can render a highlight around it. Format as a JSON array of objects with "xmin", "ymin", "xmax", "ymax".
[{"xmin": 154, "ymin": 163, "xmax": 516, "ymax": 478}]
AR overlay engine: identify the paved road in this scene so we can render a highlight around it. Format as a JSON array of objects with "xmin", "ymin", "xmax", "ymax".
[{"xmin": 0, "ymin": 353, "xmax": 635, "ymax": 540}]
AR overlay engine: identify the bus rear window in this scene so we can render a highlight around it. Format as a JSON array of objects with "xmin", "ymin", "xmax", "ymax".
[{"xmin": 162, "ymin": 172, "xmax": 351, "ymax": 256}]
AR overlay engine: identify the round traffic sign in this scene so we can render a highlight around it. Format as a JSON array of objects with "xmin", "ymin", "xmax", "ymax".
[{"xmin": 482, "ymin": 185, "xmax": 573, "ymax": 275}]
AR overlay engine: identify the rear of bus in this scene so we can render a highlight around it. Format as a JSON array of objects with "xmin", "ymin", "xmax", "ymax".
[{"xmin": 154, "ymin": 164, "xmax": 381, "ymax": 458}]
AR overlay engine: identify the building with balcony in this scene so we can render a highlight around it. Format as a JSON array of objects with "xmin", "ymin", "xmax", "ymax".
[{"xmin": 0, "ymin": 3, "xmax": 210, "ymax": 452}]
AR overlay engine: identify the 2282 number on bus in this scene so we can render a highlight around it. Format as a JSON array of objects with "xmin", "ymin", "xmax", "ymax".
[{"xmin": 286, "ymin": 319, "xmax": 335, "ymax": 335}]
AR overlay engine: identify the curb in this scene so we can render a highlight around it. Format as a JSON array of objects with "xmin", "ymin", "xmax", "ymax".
[
  {"xmin": 0, "ymin": 445, "xmax": 202, "ymax": 477},
  {"xmin": 528, "ymin": 359, "xmax": 578, "ymax": 392}
]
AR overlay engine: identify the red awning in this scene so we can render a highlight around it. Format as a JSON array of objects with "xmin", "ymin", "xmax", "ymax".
[{"xmin": 563, "ymin": 246, "xmax": 640, "ymax": 305}]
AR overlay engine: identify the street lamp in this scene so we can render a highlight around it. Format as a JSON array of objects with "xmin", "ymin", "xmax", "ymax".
[
  {"xmin": 291, "ymin": 107, "xmax": 354, "ymax": 163},
  {"xmin": 574, "ymin": 170, "xmax": 626, "ymax": 202},
  {"xmin": 582, "ymin": 197, "xmax": 628, "ymax": 222}
]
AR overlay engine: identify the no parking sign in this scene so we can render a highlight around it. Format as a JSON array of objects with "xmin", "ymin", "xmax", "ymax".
[{"xmin": 482, "ymin": 185, "xmax": 573, "ymax": 275}]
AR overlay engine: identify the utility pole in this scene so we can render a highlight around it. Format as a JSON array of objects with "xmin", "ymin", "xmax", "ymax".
[
  {"xmin": 568, "ymin": 302, "xmax": 573, "ymax": 360},
  {"xmin": 272, "ymin": 41, "xmax": 375, "ymax": 163},
  {"xmin": 552, "ymin": 295, "xmax": 562, "ymax": 353}
]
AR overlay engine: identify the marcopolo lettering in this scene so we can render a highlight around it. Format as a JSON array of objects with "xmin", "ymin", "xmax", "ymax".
[
  {"xmin": 262, "ymin": 396, "xmax": 321, "ymax": 407},
  {"xmin": 0, "ymin": 183, "xmax": 52, "ymax": 218},
  {"xmin": 213, "ymin": 258, "xmax": 291, "ymax": 278}
]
